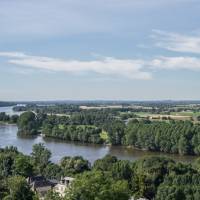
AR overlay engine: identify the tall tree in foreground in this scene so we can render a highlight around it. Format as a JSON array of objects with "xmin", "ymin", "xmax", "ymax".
[{"xmin": 31, "ymin": 143, "xmax": 51, "ymax": 174}]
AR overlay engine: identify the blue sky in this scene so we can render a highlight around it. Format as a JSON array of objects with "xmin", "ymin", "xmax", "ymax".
[{"xmin": 0, "ymin": 0, "xmax": 200, "ymax": 101}]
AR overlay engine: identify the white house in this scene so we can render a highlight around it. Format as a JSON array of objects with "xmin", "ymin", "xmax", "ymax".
[{"xmin": 54, "ymin": 177, "xmax": 75, "ymax": 197}]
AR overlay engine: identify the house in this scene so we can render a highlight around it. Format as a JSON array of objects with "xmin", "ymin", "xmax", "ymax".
[
  {"xmin": 27, "ymin": 176, "xmax": 56, "ymax": 199},
  {"xmin": 130, "ymin": 197, "xmax": 148, "ymax": 200},
  {"xmin": 54, "ymin": 177, "xmax": 75, "ymax": 197}
]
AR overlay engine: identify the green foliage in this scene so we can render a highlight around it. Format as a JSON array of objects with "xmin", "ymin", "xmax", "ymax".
[
  {"xmin": 0, "ymin": 147, "xmax": 19, "ymax": 177},
  {"xmin": 5, "ymin": 176, "xmax": 35, "ymax": 200},
  {"xmin": 100, "ymin": 130, "xmax": 109, "ymax": 141},
  {"xmin": 43, "ymin": 163, "xmax": 62, "ymax": 179},
  {"xmin": 66, "ymin": 171, "xmax": 130, "ymax": 200},
  {"xmin": 155, "ymin": 172, "xmax": 200, "ymax": 200},
  {"xmin": 13, "ymin": 155, "xmax": 33, "ymax": 177},
  {"xmin": 125, "ymin": 120, "xmax": 200, "ymax": 155},
  {"xmin": 0, "ymin": 112, "xmax": 19, "ymax": 124},
  {"xmin": 17, "ymin": 112, "xmax": 38, "ymax": 135},
  {"xmin": 0, "ymin": 112, "xmax": 10, "ymax": 122},
  {"xmin": 106, "ymin": 120, "xmax": 125, "ymax": 145},
  {"xmin": 111, "ymin": 160, "xmax": 133, "ymax": 181},
  {"xmin": 13, "ymin": 104, "xmax": 80, "ymax": 114},
  {"xmin": 60, "ymin": 156, "xmax": 90, "ymax": 175},
  {"xmin": 44, "ymin": 190, "xmax": 63, "ymax": 200},
  {"xmin": 43, "ymin": 124, "xmax": 103, "ymax": 144},
  {"xmin": 93, "ymin": 155, "xmax": 118, "ymax": 171},
  {"xmin": 193, "ymin": 157, "xmax": 200, "ymax": 172},
  {"xmin": 16, "ymin": 109, "xmax": 200, "ymax": 157},
  {"xmin": 0, "ymin": 178, "xmax": 7, "ymax": 199},
  {"xmin": 31, "ymin": 143, "xmax": 51, "ymax": 174},
  {"xmin": 131, "ymin": 156, "xmax": 175, "ymax": 199},
  {"xmin": 1, "ymin": 144, "xmax": 200, "ymax": 200}
]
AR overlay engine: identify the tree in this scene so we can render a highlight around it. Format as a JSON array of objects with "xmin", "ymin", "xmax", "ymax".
[
  {"xmin": 0, "ymin": 154, "xmax": 14, "ymax": 177},
  {"xmin": 66, "ymin": 171, "xmax": 130, "ymax": 200},
  {"xmin": 44, "ymin": 190, "xmax": 63, "ymax": 200},
  {"xmin": 106, "ymin": 120, "xmax": 125, "ymax": 145},
  {"xmin": 5, "ymin": 176, "xmax": 35, "ymax": 200},
  {"xmin": 131, "ymin": 156, "xmax": 175, "ymax": 199},
  {"xmin": 43, "ymin": 163, "xmax": 62, "ymax": 179},
  {"xmin": 0, "ymin": 178, "xmax": 7, "ymax": 199},
  {"xmin": 93, "ymin": 155, "xmax": 118, "ymax": 171},
  {"xmin": 10, "ymin": 115, "xmax": 19, "ymax": 123},
  {"xmin": 178, "ymin": 136, "xmax": 189, "ymax": 155},
  {"xmin": 14, "ymin": 155, "xmax": 33, "ymax": 177},
  {"xmin": 111, "ymin": 160, "xmax": 133, "ymax": 181},
  {"xmin": 31, "ymin": 143, "xmax": 51, "ymax": 173},
  {"xmin": 17, "ymin": 112, "xmax": 38, "ymax": 135},
  {"xmin": 60, "ymin": 156, "xmax": 90, "ymax": 175}
]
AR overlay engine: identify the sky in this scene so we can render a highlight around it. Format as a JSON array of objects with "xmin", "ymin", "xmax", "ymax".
[{"xmin": 0, "ymin": 0, "xmax": 200, "ymax": 101}]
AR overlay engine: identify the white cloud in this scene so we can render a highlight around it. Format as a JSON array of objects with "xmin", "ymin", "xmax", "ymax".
[
  {"xmin": 0, "ymin": 52, "xmax": 152, "ymax": 80},
  {"xmin": 1, "ymin": 52, "xmax": 200, "ymax": 80},
  {"xmin": 152, "ymin": 30, "xmax": 200, "ymax": 54},
  {"xmin": 150, "ymin": 56, "xmax": 200, "ymax": 70}
]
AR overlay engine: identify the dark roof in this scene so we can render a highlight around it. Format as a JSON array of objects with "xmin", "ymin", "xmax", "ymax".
[
  {"xmin": 33, "ymin": 180, "xmax": 53, "ymax": 188},
  {"xmin": 29, "ymin": 176, "xmax": 46, "ymax": 182},
  {"xmin": 29, "ymin": 176, "xmax": 55, "ymax": 189}
]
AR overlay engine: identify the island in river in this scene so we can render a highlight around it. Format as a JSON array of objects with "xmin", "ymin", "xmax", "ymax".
[{"xmin": 0, "ymin": 106, "xmax": 198, "ymax": 164}]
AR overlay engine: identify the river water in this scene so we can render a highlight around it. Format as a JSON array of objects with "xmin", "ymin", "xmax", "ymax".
[{"xmin": 0, "ymin": 106, "xmax": 198, "ymax": 164}]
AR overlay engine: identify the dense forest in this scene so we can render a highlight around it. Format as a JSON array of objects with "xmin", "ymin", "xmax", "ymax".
[
  {"xmin": 125, "ymin": 120, "xmax": 200, "ymax": 155},
  {"xmin": 43, "ymin": 124, "xmax": 103, "ymax": 144},
  {"xmin": 16, "ymin": 111, "xmax": 200, "ymax": 156},
  {"xmin": 1, "ymin": 145, "xmax": 200, "ymax": 200}
]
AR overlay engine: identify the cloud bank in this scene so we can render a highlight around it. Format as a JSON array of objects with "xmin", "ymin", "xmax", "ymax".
[
  {"xmin": 1, "ymin": 51, "xmax": 200, "ymax": 80},
  {"xmin": 0, "ymin": 52, "xmax": 152, "ymax": 80}
]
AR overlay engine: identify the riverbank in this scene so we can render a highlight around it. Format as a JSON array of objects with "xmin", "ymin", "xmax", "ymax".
[
  {"xmin": 0, "ymin": 123, "xmax": 197, "ymax": 164},
  {"xmin": 0, "ymin": 121, "xmax": 16, "ymax": 125}
]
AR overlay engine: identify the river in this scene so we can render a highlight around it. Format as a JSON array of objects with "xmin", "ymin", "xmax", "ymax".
[{"xmin": 0, "ymin": 106, "xmax": 198, "ymax": 164}]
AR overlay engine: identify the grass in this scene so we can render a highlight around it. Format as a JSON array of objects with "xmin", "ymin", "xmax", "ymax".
[
  {"xmin": 129, "ymin": 112, "xmax": 194, "ymax": 122},
  {"xmin": 170, "ymin": 111, "xmax": 200, "ymax": 117}
]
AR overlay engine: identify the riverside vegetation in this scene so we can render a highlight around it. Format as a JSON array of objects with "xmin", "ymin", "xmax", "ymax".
[
  {"xmin": 1, "ymin": 145, "xmax": 200, "ymax": 200},
  {"xmin": 15, "ymin": 108, "xmax": 200, "ymax": 156},
  {"xmin": 1, "ymin": 102, "xmax": 200, "ymax": 199}
]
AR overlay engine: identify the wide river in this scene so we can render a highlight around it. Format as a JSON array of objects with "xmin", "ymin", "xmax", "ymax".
[{"xmin": 0, "ymin": 106, "xmax": 198, "ymax": 164}]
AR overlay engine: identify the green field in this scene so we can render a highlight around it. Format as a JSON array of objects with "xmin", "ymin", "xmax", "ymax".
[{"xmin": 170, "ymin": 111, "xmax": 200, "ymax": 117}]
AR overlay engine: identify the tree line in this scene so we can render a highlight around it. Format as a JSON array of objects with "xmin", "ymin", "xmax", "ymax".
[
  {"xmin": 17, "ymin": 111, "xmax": 200, "ymax": 155},
  {"xmin": 1, "ymin": 145, "xmax": 200, "ymax": 200},
  {"xmin": 0, "ymin": 112, "xmax": 19, "ymax": 124}
]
